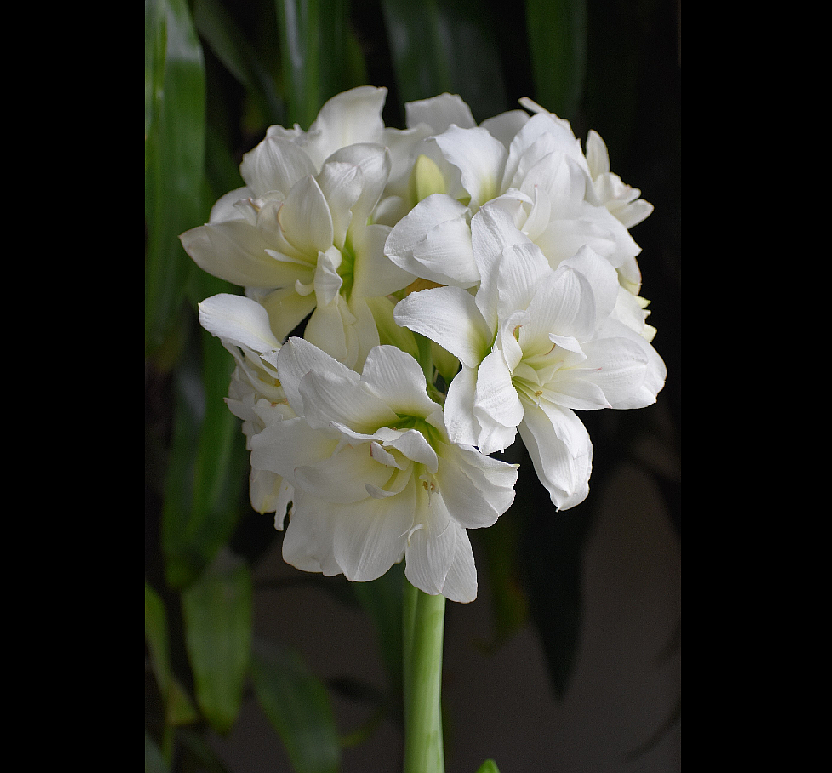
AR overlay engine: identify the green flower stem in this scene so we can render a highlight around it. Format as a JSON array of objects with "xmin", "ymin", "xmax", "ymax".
[{"xmin": 403, "ymin": 580, "xmax": 446, "ymax": 773}]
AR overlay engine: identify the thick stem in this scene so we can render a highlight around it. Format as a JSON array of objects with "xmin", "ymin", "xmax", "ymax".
[{"xmin": 402, "ymin": 580, "xmax": 446, "ymax": 773}]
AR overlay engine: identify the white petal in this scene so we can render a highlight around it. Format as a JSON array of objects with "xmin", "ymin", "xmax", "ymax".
[
  {"xmin": 404, "ymin": 497, "xmax": 456, "ymax": 595},
  {"xmin": 332, "ymin": 489, "xmax": 413, "ymax": 582},
  {"xmin": 561, "ymin": 246, "xmax": 620, "ymax": 322},
  {"xmin": 522, "ymin": 264, "xmax": 597, "ymax": 347},
  {"xmin": 585, "ymin": 130, "xmax": 610, "ymax": 177},
  {"xmin": 180, "ymin": 219, "xmax": 304, "ymax": 288},
  {"xmin": 573, "ymin": 335, "xmax": 650, "ymax": 406},
  {"xmin": 535, "ymin": 215, "xmax": 616, "ymax": 270},
  {"xmin": 518, "ymin": 403, "xmax": 592, "ymax": 510},
  {"xmin": 540, "ymin": 375, "xmax": 610, "ymax": 412},
  {"xmin": 281, "ymin": 495, "xmax": 342, "ymax": 575},
  {"xmin": 302, "ymin": 297, "xmax": 357, "ymax": 368},
  {"xmin": 405, "ymin": 93, "xmax": 476, "ymax": 132},
  {"xmin": 442, "ymin": 365, "xmax": 481, "ymax": 448},
  {"xmin": 278, "ymin": 176, "xmax": 334, "ymax": 257},
  {"xmin": 298, "ymin": 366, "xmax": 398, "ymax": 434},
  {"xmin": 435, "ymin": 442, "xmax": 518, "ymax": 528},
  {"xmin": 473, "ymin": 349, "xmax": 524, "ymax": 453},
  {"xmin": 589, "ymin": 322, "xmax": 666, "ymax": 408},
  {"xmin": 351, "ymin": 223, "xmax": 415, "ymax": 299},
  {"xmin": 385, "ymin": 194, "xmax": 478, "ymax": 286},
  {"xmin": 494, "ymin": 242, "xmax": 552, "ymax": 320},
  {"xmin": 198, "ymin": 294, "xmax": 281, "ymax": 355},
  {"xmin": 393, "ymin": 286, "xmax": 491, "ymax": 368},
  {"xmin": 360, "ymin": 345, "xmax": 439, "ymax": 418},
  {"xmin": 249, "ymin": 416, "xmax": 339, "ymax": 482},
  {"xmin": 503, "ymin": 112, "xmax": 584, "ymax": 191},
  {"xmin": 481, "ymin": 109, "xmax": 530, "ymax": 147},
  {"xmin": 248, "ymin": 467, "xmax": 292, "ymax": 521},
  {"xmin": 303, "ymin": 86, "xmax": 387, "ymax": 169},
  {"xmin": 470, "ymin": 201, "xmax": 533, "ymax": 328},
  {"xmin": 239, "ymin": 135, "xmax": 317, "ymax": 198},
  {"xmin": 276, "ymin": 336, "xmax": 359, "ymax": 416},
  {"xmin": 293, "ymin": 442, "xmax": 393, "ymax": 503},
  {"xmin": 439, "ymin": 529, "xmax": 478, "ymax": 603},
  {"xmin": 209, "ymin": 187, "xmax": 256, "ymax": 223},
  {"xmin": 384, "ymin": 429, "xmax": 440, "ymax": 473},
  {"xmin": 317, "ymin": 143, "xmax": 390, "ymax": 247},
  {"xmin": 410, "ymin": 216, "xmax": 480, "ymax": 286},
  {"xmin": 255, "ymin": 284, "xmax": 317, "ymax": 342},
  {"xmin": 433, "ymin": 125, "xmax": 506, "ymax": 207}
]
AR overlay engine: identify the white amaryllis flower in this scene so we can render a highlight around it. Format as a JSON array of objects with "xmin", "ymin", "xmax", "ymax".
[
  {"xmin": 253, "ymin": 85, "xmax": 390, "ymax": 174},
  {"xmin": 248, "ymin": 336, "xmax": 518, "ymax": 602},
  {"xmin": 372, "ymin": 92, "xmax": 531, "ymax": 227},
  {"xmin": 180, "ymin": 89, "xmax": 415, "ymax": 370},
  {"xmin": 197, "ymin": 293, "xmax": 295, "ymax": 523},
  {"xmin": 393, "ymin": 204, "xmax": 665, "ymax": 510},
  {"xmin": 383, "ymin": 96, "xmax": 650, "ymax": 313}
]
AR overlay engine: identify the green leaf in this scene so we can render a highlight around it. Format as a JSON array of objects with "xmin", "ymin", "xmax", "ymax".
[
  {"xmin": 475, "ymin": 760, "xmax": 500, "ymax": 773},
  {"xmin": 162, "ymin": 320, "xmax": 247, "ymax": 589},
  {"xmin": 145, "ymin": 0, "xmax": 208, "ymax": 357},
  {"xmin": 193, "ymin": 0, "xmax": 285, "ymax": 126},
  {"xmin": 380, "ymin": 0, "xmax": 507, "ymax": 120},
  {"xmin": 250, "ymin": 638, "xmax": 341, "ymax": 773},
  {"xmin": 182, "ymin": 557, "xmax": 253, "ymax": 734},
  {"xmin": 145, "ymin": 582, "xmax": 199, "ymax": 726},
  {"xmin": 275, "ymin": 0, "xmax": 351, "ymax": 129},
  {"xmin": 380, "ymin": 0, "xmax": 452, "ymax": 104},
  {"xmin": 525, "ymin": 0, "xmax": 587, "ymax": 121}
]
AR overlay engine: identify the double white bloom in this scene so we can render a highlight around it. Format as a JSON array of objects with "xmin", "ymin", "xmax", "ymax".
[
  {"xmin": 181, "ymin": 86, "xmax": 666, "ymax": 601},
  {"xmin": 250, "ymin": 337, "xmax": 517, "ymax": 603},
  {"xmin": 394, "ymin": 203, "xmax": 664, "ymax": 509}
]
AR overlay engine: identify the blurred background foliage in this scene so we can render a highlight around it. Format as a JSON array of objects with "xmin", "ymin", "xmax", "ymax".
[{"xmin": 145, "ymin": 0, "xmax": 680, "ymax": 770}]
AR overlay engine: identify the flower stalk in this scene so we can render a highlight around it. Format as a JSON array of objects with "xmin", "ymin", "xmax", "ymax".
[{"xmin": 403, "ymin": 579, "xmax": 445, "ymax": 773}]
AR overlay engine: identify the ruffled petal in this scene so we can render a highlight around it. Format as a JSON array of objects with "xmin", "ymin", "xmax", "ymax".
[
  {"xmin": 393, "ymin": 285, "xmax": 491, "ymax": 368},
  {"xmin": 276, "ymin": 336, "xmax": 360, "ymax": 416},
  {"xmin": 433, "ymin": 125, "xmax": 507, "ymax": 207},
  {"xmin": 439, "ymin": 529, "xmax": 478, "ymax": 603},
  {"xmin": 299, "ymin": 365, "xmax": 397, "ymax": 434},
  {"xmin": 405, "ymin": 92, "xmax": 476, "ymax": 132},
  {"xmin": 360, "ymin": 345, "xmax": 439, "ymax": 418},
  {"xmin": 239, "ymin": 134, "xmax": 317, "ymax": 198},
  {"xmin": 180, "ymin": 219, "xmax": 304, "ymax": 288},
  {"xmin": 303, "ymin": 86, "xmax": 388, "ymax": 169},
  {"xmin": 249, "ymin": 415, "xmax": 339, "ymax": 481},
  {"xmin": 473, "ymin": 349, "xmax": 524, "ymax": 453},
  {"xmin": 293, "ymin": 442, "xmax": 394, "ymax": 504},
  {"xmin": 519, "ymin": 402, "xmax": 592, "ymax": 510},
  {"xmin": 434, "ymin": 442, "xmax": 518, "ymax": 528},
  {"xmin": 331, "ymin": 487, "xmax": 414, "ymax": 581},
  {"xmin": 198, "ymin": 294, "xmax": 282, "ymax": 356},
  {"xmin": 281, "ymin": 493, "xmax": 342, "ymax": 575},
  {"xmin": 278, "ymin": 176, "xmax": 334, "ymax": 257},
  {"xmin": 442, "ymin": 365, "xmax": 481, "ymax": 448},
  {"xmin": 385, "ymin": 194, "xmax": 478, "ymax": 286}
]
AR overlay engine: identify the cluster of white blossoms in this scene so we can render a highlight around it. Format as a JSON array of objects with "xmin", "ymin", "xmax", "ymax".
[{"xmin": 181, "ymin": 86, "xmax": 666, "ymax": 602}]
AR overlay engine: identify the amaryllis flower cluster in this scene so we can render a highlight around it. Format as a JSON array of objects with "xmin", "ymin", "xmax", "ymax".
[{"xmin": 181, "ymin": 86, "xmax": 665, "ymax": 602}]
